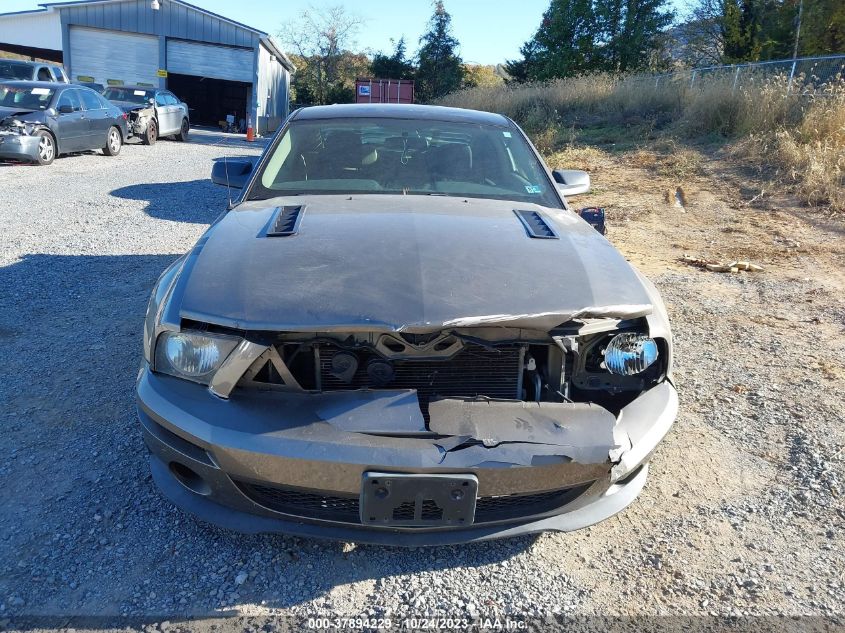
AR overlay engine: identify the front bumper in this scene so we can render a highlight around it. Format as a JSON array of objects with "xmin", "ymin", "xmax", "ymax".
[
  {"xmin": 0, "ymin": 134, "xmax": 40, "ymax": 162},
  {"xmin": 136, "ymin": 366, "xmax": 678, "ymax": 545}
]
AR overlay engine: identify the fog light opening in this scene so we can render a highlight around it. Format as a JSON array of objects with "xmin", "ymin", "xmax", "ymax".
[{"xmin": 169, "ymin": 461, "xmax": 211, "ymax": 496}]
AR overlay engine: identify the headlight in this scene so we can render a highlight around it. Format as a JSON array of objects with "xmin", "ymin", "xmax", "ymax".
[
  {"xmin": 604, "ymin": 333, "xmax": 659, "ymax": 376},
  {"xmin": 153, "ymin": 331, "xmax": 240, "ymax": 384}
]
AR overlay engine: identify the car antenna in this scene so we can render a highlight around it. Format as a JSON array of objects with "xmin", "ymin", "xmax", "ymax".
[{"xmin": 223, "ymin": 154, "xmax": 233, "ymax": 209}]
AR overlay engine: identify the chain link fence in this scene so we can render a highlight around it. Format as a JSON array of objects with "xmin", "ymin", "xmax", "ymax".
[{"xmin": 646, "ymin": 55, "xmax": 845, "ymax": 95}]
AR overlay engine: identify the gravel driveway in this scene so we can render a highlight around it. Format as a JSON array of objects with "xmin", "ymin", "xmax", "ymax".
[{"xmin": 0, "ymin": 132, "xmax": 843, "ymax": 630}]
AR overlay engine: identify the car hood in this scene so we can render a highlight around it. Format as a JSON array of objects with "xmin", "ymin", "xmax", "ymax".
[
  {"xmin": 0, "ymin": 106, "xmax": 42, "ymax": 123},
  {"xmin": 111, "ymin": 101, "xmax": 150, "ymax": 112},
  {"xmin": 175, "ymin": 195, "xmax": 654, "ymax": 332}
]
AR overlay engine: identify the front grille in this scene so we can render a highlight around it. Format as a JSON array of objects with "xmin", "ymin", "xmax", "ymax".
[
  {"xmin": 316, "ymin": 343, "xmax": 524, "ymax": 419},
  {"xmin": 236, "ymin": 480, "xmax": 591, "ymax": 526},
  {"xmin": 237, "ymin": 482, "xmax": 361, "ymax": 523}
]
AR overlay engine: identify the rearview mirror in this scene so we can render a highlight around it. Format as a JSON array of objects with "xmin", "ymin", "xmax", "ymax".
[
  {"xmin": 57, "ymin": 104, "xmax": 74, "ymax": 114},
  {"xmin": 552, "ymin": 169, "xmax": 591, "ymax": 196},
  {"xmin": 211, "ymin": 158, "xmax": 254, "ymax": 189}
]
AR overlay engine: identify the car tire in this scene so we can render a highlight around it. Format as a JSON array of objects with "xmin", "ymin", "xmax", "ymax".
[
  {"xmin": 175, "ymin": 118, "xmax": 190, "ymax": 142},
  {"xmin": 103, "ymin": 126, "xmax": 122, "ymax": 156},
  {"xmin": 34, "ymin": 130, "xmax": 55, "ymax": 166},
  {"xmin": 142, "ymin": 119, "xmax": 158, "ymax": 146}
]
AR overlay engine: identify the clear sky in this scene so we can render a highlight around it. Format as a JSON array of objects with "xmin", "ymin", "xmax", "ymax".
[{"xmin": 1, "ymin": 0, "xmax": 693, "ymax": 65}]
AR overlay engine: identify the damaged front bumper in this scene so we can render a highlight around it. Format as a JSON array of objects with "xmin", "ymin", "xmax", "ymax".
[
  {"xmin": 137, "ymin": 364, "xmax": 677, "ymax": 545},
  {"xmin": 0, "ymin": 132, "xmax": 41, "ymax": 162}
]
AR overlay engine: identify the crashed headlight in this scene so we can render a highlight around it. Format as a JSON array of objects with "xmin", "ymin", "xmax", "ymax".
[
  {"xmin": 153, "ymin": 331, "xmax": 240, "ymax": 384},
  {"xmin": 604, "ymin": 333, "xmax": 659, "ymax": 376}
]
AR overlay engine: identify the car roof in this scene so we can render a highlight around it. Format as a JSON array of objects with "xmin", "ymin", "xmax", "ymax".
[
  {"xmin": 0, "ymin": 80, "xmax": 68, "ymax": 89},
  {"xmin": 109, "ymin": 85, "xmax": 158, "ymax": 92},
  {"xmin": 293, "ymin": 103, "xmax": 511, "ymax": 127},
  {"xmin": 0, "ymin": 58, "xmax": 57, "ymax": 67}
]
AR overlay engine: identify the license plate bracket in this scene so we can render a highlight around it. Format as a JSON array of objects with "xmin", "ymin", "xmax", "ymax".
[{"xmin": 360, "ymin": 472, "xmax": 478, "ymax": 528}]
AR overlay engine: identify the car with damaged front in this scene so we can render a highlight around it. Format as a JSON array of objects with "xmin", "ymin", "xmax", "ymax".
[
  {"xmin": 0, "ymin": 81, "xmax": 127, "ymax": 166},
  {"xmin": 103, "ymin": 85, "xmax": 189, "ymax": 145},
  {"xmin": 137, "ymin": 104, "xmax": 678, "ymax": 545}
]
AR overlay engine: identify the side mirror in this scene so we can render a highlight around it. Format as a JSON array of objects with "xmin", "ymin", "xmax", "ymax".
[
  {"xmin": 211, "ymin": 158, "xmax": 254, "ymax": 189},
  {"xmin": 45, "ymin": 107, "xmax": 57, "ymax": 117},
  {"xmin": 57, "ymin": 104, "xmax": 74, "ymax": 114},
  {"xmin": 553, "ymin": 169, "xmax": 591, "ymax": 196}
]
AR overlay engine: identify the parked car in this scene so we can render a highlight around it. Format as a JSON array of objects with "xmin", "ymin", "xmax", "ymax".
[
  {"xmin": 0, "ymin": 58, "xmax": 68, "ymax": 83},
  {"xmin": 137, "ymin": 104, "xmax": 677, "ymax": 545},
  {"xmin": 103, "ymin": 85, "xmax": 189, "ymax": 145},
  {"xmin": 0, "ymin": 81, "xmax": 127, "ymax": 165}
]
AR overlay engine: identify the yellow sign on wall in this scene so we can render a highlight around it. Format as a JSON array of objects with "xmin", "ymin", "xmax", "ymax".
[{"xmin": 157, "ymin": 69, "xmax": 168, "ymax": 78}]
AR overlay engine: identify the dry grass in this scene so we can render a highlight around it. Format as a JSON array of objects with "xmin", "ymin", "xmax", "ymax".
[{"xmin": 438, "ymin": 73, "xmax": 845, "ymax": 212}]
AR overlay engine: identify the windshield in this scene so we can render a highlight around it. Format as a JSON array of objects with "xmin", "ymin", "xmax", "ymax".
[
  {"xmin": 0, "ymin": 61, "xmax": 32, "ymax": 80},
  {"xmin": 103, "ymin": 87, "xmax": 153, "ymax": 104},
  {"xmin": 250, "ymin": 117, "xmax": 561, "ymax": 208},
  {"xmin": 0, "ymin": 85, "xmax": 54, "ymax": 110}
]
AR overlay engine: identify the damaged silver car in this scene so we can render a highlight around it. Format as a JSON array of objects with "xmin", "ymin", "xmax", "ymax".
[
  {"xmin": 103, "ymin": 85, "xmax": 189, "ymax": 145},
  {"xmin": 137, "ymin": 104, "xmax": 678, "ymax": 545}
]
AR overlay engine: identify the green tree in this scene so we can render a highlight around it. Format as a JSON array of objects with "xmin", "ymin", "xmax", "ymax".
[
  {"xmin": 415, "ymin": 1, "xmax": 464, "ymax": 101},
  {"xmin": 507, "ymin": 0, "xmax": 671, "ymax": 80},
  {"xmin": 518, "ymin": 0, "xmax": 601, "ymax": 80},
  {"xmin": 505, "ymin": 39, "xmax": 542, "ymax": 82},
  {"xmin": 371, "ymin": 37, "xmax": 416, "ymax": 79},
  {"xmin": 608, "ymin": 0, "xmax": 674, "ymax": 71}
]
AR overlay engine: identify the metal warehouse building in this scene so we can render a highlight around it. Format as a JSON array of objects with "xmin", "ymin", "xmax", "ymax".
[{"xmin": 0, "ymin": 0, "xmax": 295, "ymax": 134}]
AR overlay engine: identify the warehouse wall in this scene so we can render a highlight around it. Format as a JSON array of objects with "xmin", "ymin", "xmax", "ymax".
[
  {"xmin": 0, "ymin": 10, "xmax": 62, "ymax": 51},
  {"xmin": 257, "ymin": 42, "xmax": 289, "ymax": 134}
]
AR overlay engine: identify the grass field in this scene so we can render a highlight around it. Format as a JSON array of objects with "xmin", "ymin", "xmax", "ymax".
[{"xmin": 438, "ymin": 73, "xmax": 845, "ymax": 212}]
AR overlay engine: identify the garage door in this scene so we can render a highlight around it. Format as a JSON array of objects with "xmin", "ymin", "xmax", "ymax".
[
  {"xmin": 69, "ymin": 26, "xmax": 159, "ymax": 86},
  {"xmin": 166, "ymin": 40, "xmax": 253, "ymax": 83}
]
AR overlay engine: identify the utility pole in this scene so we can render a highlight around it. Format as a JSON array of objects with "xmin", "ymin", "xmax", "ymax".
[{"xmin": 792, "ymin": 0, "xmax": 804, "ymax": 59}]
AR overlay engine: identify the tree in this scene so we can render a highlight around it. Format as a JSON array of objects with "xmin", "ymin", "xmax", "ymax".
[
  {"xmin": 462, "ymin": 64, "xmax": 505, "ymax": 88},
  {"xmin": 520, "ymin": 0, "xmax": 601, "ymax": 80},
  {"xmin": 801, "ymin": 0, "xmax": 845, "ymax": 55},
  {"xmin": 507, "ymin": 0, "xmax": 673, "ymax": 80},
  {"xmin": 673, "ymin": 0, "xmax": 727, "ymax": 66},
  {"xmin": 505, "ymin": 39, "xmax": 542, "ymax": 82},
  {"xmin": 371, "ymin": 37, "xmax": 415, "ymax": 79},
  {"xmin": 279, "ymin": 6, "xmax": 364, "ymax": 105},
  {"xmin": 603, "ymin": 0, "xmax": 674, "ymax": 71},
  {"xmin": 415, "ymin": 1, "xmax": 464, "ymax": 101}
]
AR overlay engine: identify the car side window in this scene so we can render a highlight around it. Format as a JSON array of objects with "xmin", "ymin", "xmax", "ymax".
[
  {"xmin": 37, "ymin": 67, "xmax": 51, "ymax": 81},
  {"xmin": 96, "ymin": 94, "xmax": 112, "ymax": 109},
  {"xmin": 56, "ymin": 89, "xmax": 82, "ymax": 112},
  {"xmin": 155, "ymin": 92, "xmax": 168, "ymax": 107},
  {"xmin": 51, "ymin": 67, "xmax": 67, "ymax": 82},
  {"xmin": 78, "ymin": 89, "xmax": 103, "ymax": 111},
  {"xmin": 164, "ymin": 93, "xmax": 179, "ymax": 106}
]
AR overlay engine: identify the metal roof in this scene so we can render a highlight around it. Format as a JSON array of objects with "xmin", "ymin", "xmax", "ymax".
[{"xmin": 23, "ymin": 0, "xmax": 295, "ymax": 72}]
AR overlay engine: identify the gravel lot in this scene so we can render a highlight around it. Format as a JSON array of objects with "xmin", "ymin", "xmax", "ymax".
[{"xmin": 0, "ymin": 131, "xmax": 843, "ymax": 630}]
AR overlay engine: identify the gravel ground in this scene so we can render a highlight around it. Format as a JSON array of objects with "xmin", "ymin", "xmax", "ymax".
[{"xmin": 0, "ymin": 132, "xmax": 843, "ymax": 630}]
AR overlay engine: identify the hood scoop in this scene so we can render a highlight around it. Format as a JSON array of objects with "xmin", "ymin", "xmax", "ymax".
[
  {"xmin": 266, "ymin": 205, "xmax": 304, "ymax": 237},
  {"xmin": 514, "ymin": 209, "xmax": 559, "ymax": 239}
]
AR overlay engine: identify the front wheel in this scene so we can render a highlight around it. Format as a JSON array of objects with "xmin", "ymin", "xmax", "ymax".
[
  {"xmin": 35, "ymin": 130, "xmax": 55, "ymax": 166},
  {"xmin": 103, "ymin": 126, "xmax": 122, "ymax": 156},
  {"xmin": 142, "ymin": 119, "xmax": 158, "ymax": 146},
  {"xmin": 175, "ymin": 118, "xmax": 189, "ymax": 142}
]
